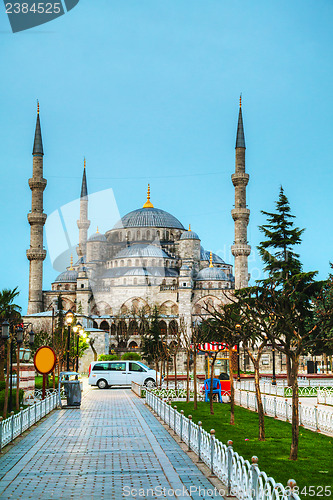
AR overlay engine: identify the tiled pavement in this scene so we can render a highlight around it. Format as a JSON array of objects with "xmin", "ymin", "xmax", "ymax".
[{"xmin": 0, "ymin": 388, "xmax": 224, "ymax": 499}]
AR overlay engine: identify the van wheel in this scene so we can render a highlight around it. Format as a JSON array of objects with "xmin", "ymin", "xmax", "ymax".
[
  {"xmin": 144, "ymin": 378, "xmax": 156, "ymax": 389},
  {"xmin": 97, "ymin": 379, "xmax": 108, "ymax": 389}
]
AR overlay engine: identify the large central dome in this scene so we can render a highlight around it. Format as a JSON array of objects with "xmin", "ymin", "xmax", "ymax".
[{"xmin": 113, "ymin": 207, "xmax": 184, "ymax": 230}]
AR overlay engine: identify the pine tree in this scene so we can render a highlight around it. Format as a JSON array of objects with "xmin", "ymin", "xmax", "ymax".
[{"xmin": 258, "ymin": 186, "xmax": 304, "ymax": 280}]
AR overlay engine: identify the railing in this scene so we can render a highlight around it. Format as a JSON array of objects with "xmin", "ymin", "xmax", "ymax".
[
  {"xmin": 235, "ymin": 390, "xmax": 333, "ymax": 434},
  {"xmin": 131, "ymin": 381, "xmax": 146, "ymax": 397},
  {"xmin": 23, "ymin": 388, "xmax": 65, "ymax": 404},
  {"xmin": 234, "ymin": 380, "xmax": 332, "ymax": 398},
  {"xmin": 317, "ymin": 388, "xmax": 333, "ymax": 406},
  {"xmin": 145, "ymin": 390, "xmax": 301, "ymax": 500},
  {"xmin": 0, "ymin": 393, "xmax": 58, "ymax": 451}
]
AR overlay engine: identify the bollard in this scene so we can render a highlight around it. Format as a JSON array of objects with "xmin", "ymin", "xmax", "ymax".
[
  {"xmin": 20, "ymin": 407, "xmax": 23, "ymax": 435},
  {"xmin": 197, "ymin": 421, "xmax": 202, "ymax": 462},
  {"xmin": 210, "ymin": 430, "xmax": 216, "ymax": 475},
  {"xmin": 10, "ymin": 411, "xmax": 14, "ymax": 442},
  {"xmin": 287, "ymin": 479, "xmax": 297, "ymax": 499},
  {"xmin": 180, "ymin": 410, "xmax": 184, "ymax": 441},
  {"xmin": 251, "ymin": 456, "xmax": 259, "ymax": 499},
  {"xmin": 188, "ymin": 415, "xmax": 192, "ymax": 451},
  {"xmin": 314, "ymin": 406, "xmax": 318, "ymax": 431},
  {"xmin": 227, "ymin": 440, "xmax": 233, "ymax": 495},
  {"xmin": 0, "ymin": 417, "xmax": 3, "ymax": 453},
  {"xmin": 174, "ymin": 406, "xmax": 177, "ymax": 434}
]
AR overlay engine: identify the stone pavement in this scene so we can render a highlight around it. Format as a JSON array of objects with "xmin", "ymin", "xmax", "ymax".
[{"xmin": 0, "ymin": 388, "xmax": 224, "ymax": 500}]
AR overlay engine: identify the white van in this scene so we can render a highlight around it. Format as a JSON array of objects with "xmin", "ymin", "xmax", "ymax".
[{"xmin": 88, "ymin": 360, "xmax": 160, "ymax": 389}]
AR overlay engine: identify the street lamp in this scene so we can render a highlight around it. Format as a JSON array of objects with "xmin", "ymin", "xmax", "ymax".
[
  {"xmin": 65, "ymin": 310, "xmax": 74, "ymax": 372},
  {"xmin": 235, "ymin": 324, "xmax": 241, "ymax": 382}
]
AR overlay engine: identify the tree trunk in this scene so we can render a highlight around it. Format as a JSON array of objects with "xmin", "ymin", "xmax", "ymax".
[
  {"xmin": 253, "ymin": 359, "xmax": 265, "ymax": 440},
  {"xmin": 286, "ymin": 356, "xmax": 293, "ymax": 386},
  {"xmin": 193, "ymin": 349, "xmax": 198, "ymax": 410},
  {"xmin": 186, "ymin": 351, "xmax": 190, "ymax": 403},
  {"xmin": 289, "ymin": 356, "xmax": 300, "ymax": 461},
  {"xmin": 323, "ymin": 353, "xmax": 328, "ymax": 374},
  {"xmin": 174, "ymin": 354, "xmax": 178, "ymax": 390},
  {"xmin": 229, "ymin": 347, "xmax": 235, "ymax": 425},
  {"xmin": 3, "ymin": 340, "xmax": 10, "ymax": 418},
  {"xmin": 16, "ymin": 347, "xmax": 20, "ymax": 411},
  {"xmin": 0, "ymin": 352, "xmax": 5, "ymax": 382},
  {"xmin": 90, "ymin": 342, "xmax": 98, "ymax": 362}
]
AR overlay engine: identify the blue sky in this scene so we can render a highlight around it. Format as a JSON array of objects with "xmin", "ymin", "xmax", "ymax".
[{"xmin": 0, "ymin": 0, "xmax": 333, "ymax": 310}]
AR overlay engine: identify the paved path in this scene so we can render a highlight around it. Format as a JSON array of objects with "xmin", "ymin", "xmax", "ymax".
[{"xmin": 0, "ymin": 388, "xmax": 222, "ymax": 500}]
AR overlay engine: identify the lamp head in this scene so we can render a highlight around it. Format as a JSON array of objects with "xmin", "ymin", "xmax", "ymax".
[
  {"xmin": 65, "ymin": 309, "xmax": 74, "ymax": 325},
  {"xmin": 1, "ymin": 320, "xmax": 9, "ymax": 340},
  {"xmin": 16, "ymin": 326, "xmax": 24, "ymax": 345}
]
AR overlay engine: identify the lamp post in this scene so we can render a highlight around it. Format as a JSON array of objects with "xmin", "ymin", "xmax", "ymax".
[
  {"xmin": 65, "ymin": 310, "xmax": 74, "ymax": 372},
  {"xmin": 235, "ymin": 324, "xmax": 241, "ymax": 382}
]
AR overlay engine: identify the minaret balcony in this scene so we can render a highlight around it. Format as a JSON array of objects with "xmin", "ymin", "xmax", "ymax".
[
  {"xmin": 28, "ymin": 178, "xmax": 47, "ymax": 190},
  {"xmin": 231, "ymin": 243, "xmax": 251, "ymax": 257},
  {"xmin": 77, "ymin": 220, "xmax": 91, "ymax": 230},
  {"xmin": 27, "ymin": 212, "xmax": 47, "ymax": 225},
  {"xmin": 231, "ymin": 208, "xmax": 250, "ymax": 221},
  {"xmin": 26, "ymin": 248, "xmax": 47, "ymax": 261},
  {"xmin": 231, "ymin": 172, "xmax": 249, "ymax": 187}
]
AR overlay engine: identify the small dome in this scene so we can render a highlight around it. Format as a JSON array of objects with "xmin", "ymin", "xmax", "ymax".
[
  {"xmin": 180, "ymin": 230, "xmax": 200, "ymax": 240},
  {"xmin": 88, "ymin": 231, "xmax": 107, "ymax": 242},
  {"xmin": 200, "ymin": 246, "xmax": 225, "ymax": 264},
  {"xmin": 196, "ymin": 267, "xmax": 228, "ymax": 281},
  {"xmin": 124, "ymin": 267, "xmax": 153, "ymax": 277},
  {"xmin": 113, "ymin": 207, "xmax": 184, "ymax": 230},
  {"xmin": 115, "ymin": 244, "xmax": 170, "ymax": 259},
  {"xmin": 54, "ymin": 269, "xmax": 78, "ymax": 283}
]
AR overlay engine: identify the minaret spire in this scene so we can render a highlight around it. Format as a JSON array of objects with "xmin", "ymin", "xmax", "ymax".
[
  {"xmin": 27, "ymin": 102, "xmax": 47, "ymax": 314},
  {"xmin": 77, "ymin": 158, "xmax": 91, "ymax": 257},
  {"xmin": 231, "ymin": 97, "xmax": 251, "ymax": 289}
]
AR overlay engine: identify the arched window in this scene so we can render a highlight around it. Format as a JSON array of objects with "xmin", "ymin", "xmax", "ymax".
[
  {"xmin": 159, "ymin": 320, "xmax": 167, "ymax": 336},
  {"xmin": 127, "ymin": 259, "xmax": 131, "ymax": 267},
  {"xmin": 134, "ymin": 278, "xmax": 137, "ymax": 285},
  {"xmin": 100, "ymin": 321, "xmax": 109, "ymax": 332},
  {"xmin": 129, "ymin": 320, "xmax": 139, "ymax": 336},
  {"xmin": 147, "ymin": 230, "xmax": 150, "ymax": 240},
  {"xmin": 135, "ymin": 259, "xmax": 139, "ymax": 266},
  {"xmin": 111, "ymin": 323, "xmax": 117, "ymax": 336},
  {"xmin": 137, "ymin": 230, "xmax": 141, "ymax": 239},
  {"xmin": 127, "ymin": 231, "xmax": 131, "ymax": 241},
  {"xmin": 157, "ymin": 230, "xmax": 160, "ymax": 238},
  {"xmin": 117, "ymin": 320, "xmax": 127, "ymax": 338},
  {"xmin": 128, "ymin": 341, "xmax": 138, "ymax": 349}
]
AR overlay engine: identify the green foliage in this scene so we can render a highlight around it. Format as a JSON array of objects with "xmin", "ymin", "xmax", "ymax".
[
  {"xmin": 176, "ymin": 402, "xmax": 333, "ymax": 497},
  {"xmin": 258, "ymin": 186, "xmax": 304, "ymax": 280},
  {"xmin": 98, "ymin": 354, "xmax": 119, "ymax": 361},
  {"xmin": 0, "ymin": 381, "xmax": 6, "ymax": 391},
  {"xmin": 140, "ymin": 307, "xmax": 165, "ymax": 365},
  {"xmin": 0, "ymin": 388, "xmax": 24, "ymax": 413},
  {"xmin": 121, "ymin": 352, "xmax": 141, "ymax": 360}
]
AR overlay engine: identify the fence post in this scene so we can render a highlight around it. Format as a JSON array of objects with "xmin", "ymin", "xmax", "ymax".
[
  {"xmin": 247, "ymin": 391, "xmax": 249, "ymax": 408},
  {"xmin": 251, "ymin": 456, "xmax": 259, "ymax": 499},
  {"xmin": 210, "ymin": 429, "xmax": 215, "ymax": 476},
  {"xmin": 263, "ymin": 395, "xmax": 266, "ymax": 415},
  {"xmin": 197, "ymin": 421, "xmax": 202, "ymax": 462},
  {"xmin": 10, "ymin": 411, "xmax": 14, "ymax": 442},
  {"xmin": 315, "ymin": 405, "xmax": 318, "ymax": 431},
  {"xmin": 274, "ymin": 397, "xmax": 277, "ymax": 418},
  {"xmin": 299, "ymin": 402, "xmax": 302, "ymax": 426},
  {"xmin": 188, "ymin": 415, "xmax": 192, "ymax": 451},
  {"xmin": 239, "ymin": 389, "xmax": 241, "ymax": 406},
  {"xmin": 174, "ymin": 406, "xmax": 177, "ymax": 435},
  {"xmin": 20, "ymin": 407, "xmax": 23, "ymax": 435},
  {"xmin": 287, "ymin": 479, "xmax": 297, "ymax": 500},
  {"xmin": 168, "ymin": 401, "xmax": 171, "ymax": 428},
  {"xmin": 0, "ymin": 417, "xmax": 3, "ymax": 453},
  {"xmin": 227, "ymin": 440, "xmax": 233, "ymax": 495},
  {"xmin": 285, "ymin": 399, "xmax": 289, "ymax": 422},
  {"xmin": 34, "ymin": 401, "xmax": 37, "ymax": 425},
  {"xmin": 180, "ymin": 410, "xmax": 184, "ymax": 441}
]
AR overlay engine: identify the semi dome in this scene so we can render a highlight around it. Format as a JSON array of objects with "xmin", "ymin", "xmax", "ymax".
[
  {"xmin": 88, "ymin": 230, "xmax": 107, "ymax": 242},
  {"xmin": 113, "ymin": 207, "xmax": 184, "ymax": 230},
  {"xmin": 200, "ymin": 246, "xmax": 225, "ymax": 264},
  {"xmin": 180, "ymin": 230, "xmax": 200, "ymax": 240},
  {"xmin": 196, "ymin": 267, "xmax": 228, "ymax": 281},
  {"xmin": 54, "ymin": 269, "xmax": 78, "ymax": 283},
  {"xmin": 115, "ymin": 244, "xmax": 170, "ymax": 259}
]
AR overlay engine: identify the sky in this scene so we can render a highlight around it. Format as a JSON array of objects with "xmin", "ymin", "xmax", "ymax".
[{"xmin": 0, "ymin": 0, "xmax": 333, "ymax": 310}]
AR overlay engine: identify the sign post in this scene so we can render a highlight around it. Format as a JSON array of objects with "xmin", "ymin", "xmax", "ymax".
[{"xmin": 34, "ymin": 346, "xmax": 57, "ymax": 400}]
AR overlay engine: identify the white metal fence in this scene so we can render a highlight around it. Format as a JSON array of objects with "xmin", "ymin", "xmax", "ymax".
[
  {"xmin": 234, "ymin": 380, "xmax": 333, "ymax": 397},
  {"xmin": 145, "ymin": 390, "xmax": 301, "ymax": 500},
  {"xmin": 317, "ymin": 388, "xmax": 333, "ymax": 406},
  {"xmin": 235, "ymin": 390, "xmax": 333, "ymax": 434},
  {"xmin": 0, "ymin": 393, "xmax": 58, "ymax": 451}
]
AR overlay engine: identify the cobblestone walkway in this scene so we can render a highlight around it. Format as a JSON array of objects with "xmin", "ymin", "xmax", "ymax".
[{"xmin": 0, "ymin": 389, "xmax": 223, "ymax": 499}]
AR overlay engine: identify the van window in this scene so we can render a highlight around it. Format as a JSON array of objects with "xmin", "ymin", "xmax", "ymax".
[
  {"xmin": 92, "ymin": 363, "xmax": 109, "ymax": 371},
  {"xmin": 129, "ymin": 362, "xmax": 145, "ymax": 372},
  {"xmin": 109, "ymin": 362, "xmax": 126, "ymax": 371}
]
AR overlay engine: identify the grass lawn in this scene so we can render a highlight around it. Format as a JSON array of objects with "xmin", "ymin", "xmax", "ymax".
[
  {"xmin": 35, "ymin": 375, "xmax": 58, "ymax": 389},
  {"xmin": 175, "ymin": 402, "xmax": 333, "ymax": 497}
]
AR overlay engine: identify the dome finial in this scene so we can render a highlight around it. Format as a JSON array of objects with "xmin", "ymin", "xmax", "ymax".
[
  {"xmin": 143, "ymin": 183, "xmax": 154, "ymax": 208},
  {"xmin": 37, "ymin": 100, "xmax": 40, "ymax": 115},
  {"xmin": 96, "ymin": 226, "xmax": 99, "ymax": 233},
  {"xmin": 70, "ymin": 253, "xmax": 73, "ymax": 270},
  {"xmin": 84, "ymin": 157, "xmax": 86, "ymax": 169},
  {"xmin": 209, "ymin": 251, "xmax": 214, "ymax": 268},
  {"xmin": 189, "ymin": 224, "xmax": 191, "ymax": 231},
  {"xmin": 239, "ymin": 93, "xmax": 242, "ymax": 108}
]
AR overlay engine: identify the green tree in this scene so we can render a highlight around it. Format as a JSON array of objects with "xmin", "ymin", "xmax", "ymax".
[{"xmin": 140, "ymin": 306, "xmax": 165, "ymax": 381}]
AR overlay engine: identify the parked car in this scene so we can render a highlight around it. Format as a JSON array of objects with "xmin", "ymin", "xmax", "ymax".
[{"xmin": 88, "ymin": 360, "xmax": 160, "ymax": 389}]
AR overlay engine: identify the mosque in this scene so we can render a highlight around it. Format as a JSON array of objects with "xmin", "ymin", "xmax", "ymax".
[{"xmin": 25, "ymin": 100, "xmax": 251, "ymax": 361}]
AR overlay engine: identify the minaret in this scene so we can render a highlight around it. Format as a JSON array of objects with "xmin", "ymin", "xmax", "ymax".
[
  {"xmin": 77, "ymin": 158, "xmax": 90, "ymax": 257},
  {"xmin": 27, "ymin": 102, "xmax": 47, "ymax": 314},
  {"xmin": 231, "ymin": 96, "xmax": 251, "ymax": 289}
]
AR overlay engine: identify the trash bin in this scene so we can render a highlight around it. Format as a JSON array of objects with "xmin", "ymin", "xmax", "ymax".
[{"xmin": 62, "ymin": 380, "xmax": 81, "ymax": 406}]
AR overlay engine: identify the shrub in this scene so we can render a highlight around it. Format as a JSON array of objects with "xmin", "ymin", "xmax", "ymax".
[
  {"xmin": 0, "ymin": 389, "xmax": 24, "ymax": 413},
  {"xmin": 98, "ymin": 354, "xmax": 119, "ymax": 361},
  {"xmin": 0, "ymin": 381, "xmax": 6, "ymax": 391},
  {"xmin": 121, "ymin": 352, "xmax": 141, "ymax": 361}
]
